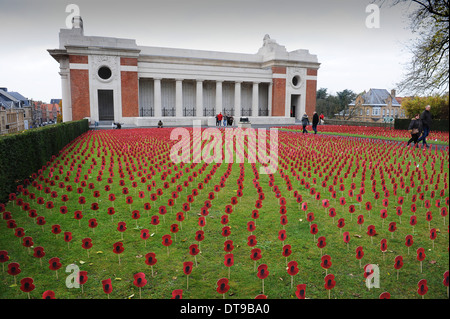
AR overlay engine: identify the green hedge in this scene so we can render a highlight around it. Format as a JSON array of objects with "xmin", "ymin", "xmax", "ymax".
[
  {"xmin": 394, "ymin": 118, "xmax": 449, "ymax": 132},
  {"xmin": 0, "ymin": 119, "xmax": 89, "ymax": 204}
]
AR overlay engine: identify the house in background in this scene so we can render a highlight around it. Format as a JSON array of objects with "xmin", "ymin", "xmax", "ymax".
[
  {"xmin": 0, "ymin": 88, "xmax": 32, "ymax": 134},
  {"xmin": 347, "ymin": 88, "xmax": 406, "ymax": 123}
]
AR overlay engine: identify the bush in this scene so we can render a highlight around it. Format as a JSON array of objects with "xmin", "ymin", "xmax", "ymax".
[
  {"xmin": 0, "ymin": 119, "xmax": 89, "ymax": 203},
  {"xmin": 394, "ymin": 118, "xmax": 449, "ymax": 132}
]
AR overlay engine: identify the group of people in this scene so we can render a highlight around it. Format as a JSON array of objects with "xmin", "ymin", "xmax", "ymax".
[
  {"xmin": 215, "ymin": 112, "xmax": 234, "ymax": 126},
  {"xmin": 301, "ymin": 112, "xmax": 325, "ymax": 134},
  {"xmin": 407, "ymin": 104, "xmax": 432, "ymax": 148}
]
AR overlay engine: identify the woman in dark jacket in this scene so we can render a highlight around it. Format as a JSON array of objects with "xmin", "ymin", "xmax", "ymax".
[
  {"xmin": 407, "ymin": 113, "xmax": 422, "ymax": 147},
  {"xmin": 301, "ymin": 113, "xmax": 309, "ymax": 134},
  {"xmin": 312, "ymin": 112, "xmax": 319, "ymax": 134}
]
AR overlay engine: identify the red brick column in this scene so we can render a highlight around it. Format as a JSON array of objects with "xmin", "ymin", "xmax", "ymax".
[
  {"xmin": 69, "ymin": 55, "xmax": 90, "ymax": 120},
  {"xmin": 271, "ymin": 67, "xmax": 286, "ymax": 116},
  {"xmin": 120, "ymin": 57, "xmax": 139, "ymax": 118},
  {"xmin": 305, "ymin": 69, "xmax": 318, "ymax": 116}
]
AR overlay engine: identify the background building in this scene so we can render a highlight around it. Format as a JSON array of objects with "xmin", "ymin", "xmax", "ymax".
[
  {"xmin": 347, "ymin": 88, "xmax": 406, "ymax": 123},
  {"xmin": 48, "ymin": 17, "xmax": 320, "ymax": 126}
]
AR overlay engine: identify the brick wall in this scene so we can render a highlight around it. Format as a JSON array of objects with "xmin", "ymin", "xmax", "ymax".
[
  {"xmin": 271, "ymin": 67, "xmax": 286, "ymax": 116},
  {"xmin": 121, "ymin": 70, "xmax": 139, "ymax": 117},
  {"xmin": 70, "ymin": 69, "xmax": 90, "ymax": 120},
  {"xmin": 305, "ymin": 69, "xmax": 318, "ymax": 116}
]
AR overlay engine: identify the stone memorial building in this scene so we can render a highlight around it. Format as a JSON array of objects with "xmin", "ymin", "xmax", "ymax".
[{"xmin": 48, "ymin": 17, "xmax": 320, "ymax": 126}]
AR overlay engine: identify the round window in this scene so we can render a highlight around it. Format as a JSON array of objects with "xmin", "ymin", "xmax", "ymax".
[
  {"xmin": 292, "ymin": 75, "xmax": 300, "ymax": 87},
  {"xmin": 98, "ymin": 66, "xmax": 112, "ymax": 80}
]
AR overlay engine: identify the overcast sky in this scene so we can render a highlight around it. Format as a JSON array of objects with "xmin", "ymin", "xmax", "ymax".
[{"xmin": 0, "ymin": 0, "xmax": 420, "ymax": 103}]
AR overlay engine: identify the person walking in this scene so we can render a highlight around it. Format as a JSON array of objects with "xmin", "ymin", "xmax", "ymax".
[
  {"xmin": 301, "ymin": 113, "xmax": 309, "ymax": 134},
  {"xmin": 312, "ymin": 112, "xmax": 319, "ymax": 134},
  {"xmin": 407, "ymin": 113, "xmax": 422, "ymax": 147},
  {"xmin": 417, "ymin": 105, "xmax": 432, "ymax": 148},
  {"xmin": 217, "ymin": 112, "xmax": 223, "ymax": 126},
  {"xmin": 223, "ymin": 114, "xmax": 227, "ymax": 126},
  {"xmin": 215, "ymin": 114, "xmax": 219, "ymax": 126}
]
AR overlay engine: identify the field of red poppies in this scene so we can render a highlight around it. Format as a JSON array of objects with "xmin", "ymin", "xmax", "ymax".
[
  {"xmin": 0, "ymin": 127, "xmax": 448, "ymax": 299},
  {"xmin": 280, "ymin": 125, "xmax": 449, "ymax": 144}
]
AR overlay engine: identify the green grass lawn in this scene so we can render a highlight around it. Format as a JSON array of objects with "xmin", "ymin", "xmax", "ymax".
[{"xmin": 0, "ymin": 128, "xmax": 448, "ymax": 299}]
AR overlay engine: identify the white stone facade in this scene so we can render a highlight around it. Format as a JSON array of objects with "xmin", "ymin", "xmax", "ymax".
[{"xmin": 49, "ymin": 17, "xmax": 320, "ymax": 126}]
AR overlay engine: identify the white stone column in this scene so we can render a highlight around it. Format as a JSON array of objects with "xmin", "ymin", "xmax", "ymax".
[
  {"xmin": 59, "ymin": 58, "xmax": 72, "ymax": 122},
  {"xmin": 196, "ymin": 79, "xmax": 203, "ymax": 117},
  {"xmin": 154, "ymin": 78, "xmax": 162, "ymax": 117},
  {"xmin": 176, "ymin": 79, "xmax": 183, "ymax": 117},
  {"xmin": 234, "ymin": 81, "xmax": 241, "ymax": 118},
  {"xmin": 216, "ymin": 80, "xmax": 223, "ymax": 114},
  {"xmin": 268, "ymin": 81, "xmax": 273, "ymax": 117},
  {"xmin": 252, "ymin": 82, "xmax": 259, "ymax": 117}
]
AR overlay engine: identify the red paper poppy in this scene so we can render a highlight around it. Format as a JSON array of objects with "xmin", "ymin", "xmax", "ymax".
[
  {"xmin": 171, "ymin": 289, "xmax": 183, "ymax": 299},
  {"xmin": 367, "ymin": 225, "xmax": 376, "ymax": 237},
  {"xmin": 33, "ymin": 246, "xmax": 45, "ymax": 259},
  {"xmin": 133, "ymin": 272, "xmax": 147, "ymax": 288},
  {"xmin": 50, "ymin": 225, "xmax": 61, "ymax": 236},
  {"xmin": 222, "ymin": 226, "xmax": 231, "ymax": 237},
  {"xmin": 317, "ymin": 236, "xmax": 327, "ymax": 249},
  {"xmin": 224, "ymin": 253, "xmax": 234, "ymax": 267},
  {"xmin": 357, "ymin": 215, "xmax": 364, "ymax": 226},
  {"xmin": 64, "ymin": 232, "xmax": 72, "ymax": 243},
  {"xmin": 443, "ymin": 271, "xmax": 449, "ymax": 288},
  {"xmin": 380, "ymin": 238, "xmax": 387, "ymax": 252},
  {"xmin": 141, "ymin": 229, "xmax": 150, "ymax": 240},
  {"xmin": 295, "ymin": 284, "xmax": 306, "ymax": 299},
  {"xmin": 321, "ymin": 254, "xmax": 332, "ymax": 269},
  {"xmin": 42, "ymin": 290, "xmax": 55, "ymax": 299},
  {"xmin": 49, "ymin": 257, "xmax": 62, "ymax": 271},
  {"xmin": 144, "ymin": 253, "xmax": 157, "ymax": 267},
  {"xmin": 176, "ymin": 212, "xmax": 185, "ymax": 222},
  {"xmin": 117, "ymin": 221, "xmax": 127, "ymax": 233},
  {"xmin": 88, "ymin": 218, "xmax": 98, "ymax": 229},
  {"xmin": 20, "ymin": 277, "xmax": 35, "ymax": 294},
  {"xmin": 416, "ymin": 247, "xmax": 426, "ymax": 261},
  {"xmin": 131, "ymin": 210, "xmax": 141, "ymax": 220},
  {"xmin": 150, "ymin": 216, "xmax": 160, "ymax": 226},
  {"xmin": 324, "ymin": 274, "xmax": 336, "ymax": 290},
  {"xmin": 310, "ymin": 223, "xmax": 318, "ymax": 235},
  {"xmin": 15, "ymin": 227, "xmax": 25, "ymax": 239},
  {"xmin": 328, "ymin": 208, "xmax": 336, "ymax": 219},
  {"xmin": 81, "ymin": 238, "xmax": 93, "ymax": 250},
  {"xmin": 301, "ymin": 202, "xmax": 308, "ymax": 211},
  {"xmin": 195, "ymin": 230, "xmax": 205, "ymax": 242},
  {"xmin": 217, "ymin": 278, "xmax": 230, "ymax": 294},
  {"xmin": 189, "ymin": 244, "xmax": 200, "ymax": 257},
  {"xmin": 307, "ymin": 213, "xmax": 315, "ymax": 222},
  {"xmin": 113, "ymin": 242, "xmax": 125, "ymax": 254},
  {"xmin": 394, "ymin": 255, "xmax": 403, "ymax": 270},
  {"xmin": 405, "ymin": 234, "xmax": 414, "ymax": 247},
  {"xmin": 356, "ymin": 246, "xmax": 364, "ymax": 260},
  {"xmin": 74, "ymin": 211, "xmax": 83, "ymax": 221},
  {"xmin": 78, "ymin": 271, "xmax": 88, "ymax": 285},
  {"xmin": 102, "ymin": 278, "xmax": 113, "ymax": 294},
  {"xmin": 278, "ymin": 229, "xmax": 287, "ymax": 242},
  {"xmin": 7, "ymin": 262, "xmax": 21, "ymax": 277},
  {"xmin": 287, "ymin": 260, "xmax": 299, "ymax": 276},
  {"xmin": 257, "ymin": 264, "xmax": 269, "ymax": 280},
  {"xmin": 410, "ymin": 215, "xmax": 417, "ymax": 226},
  {"xmin": 162, "ymin": 234, "xmax": 173, "ymax": 246},
  {"xmin": 224, "ymin": 240, "xmax": 234, "ymax": 253},
  {"xmin": 417, "ymin": 279, "xmax": 428, "ymax": 296},
  {"xmin": 388, "ymin": 222, "xmax": 397, "ymax": 233},
  {"xmin": 221, "ymin": 215, "xmax": 229, "ymax": 225},
  {"xmin": 23, "ymin": 236, "xmax": 33, "ymax": 248},
  {"xmin": 0, "ymin": 250, "xmax": 9, "ymax": 264},
  {"xmin": 250, "ymin": 248, "xmax": 262, "ymax": 261},
  {"xmin": 337, "ymin": 218, "xmax": 345, "ymax": 229},
  {"xmin": 183, "ymin": 261, "xmax": 193, "ymax": 275},
  {"xmin": 282, "ymin": 244, "xmax": 292, "ymax": 258},
  {"xmin": 430, "ymin": 228, "xmax": 437, "ymax": 240},
  {"xmin": 247, "ymin": 235, "xmax": 257, "ymax": 247}
]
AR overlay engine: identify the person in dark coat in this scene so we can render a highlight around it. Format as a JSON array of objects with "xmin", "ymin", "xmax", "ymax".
[
  {"xmin": 407, "ymin": 114, "xmax": 422, "ymax": 147},
  {"xmin": 416, "ymin": 104, "xmax": 432, "ymax": 148},
  {"xmin": 301, "ymin": 113, "xmax": 309, "ymax": 133},
  {"xmin": 312, "ymin": 112, "xmax": 319, "ymax": 134}
]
